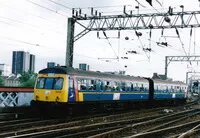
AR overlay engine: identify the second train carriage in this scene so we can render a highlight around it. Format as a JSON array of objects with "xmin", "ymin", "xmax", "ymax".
[{"xmin": 33, "ymin": 66, "xmax": 187, "ymax": 108}]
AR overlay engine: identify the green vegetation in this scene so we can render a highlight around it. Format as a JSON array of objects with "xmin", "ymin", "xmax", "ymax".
[
  {"xmin": 0, "ymin": 76, "xmax": 4, "ymax": 86},
  {"xmin": 19, "ymin": 71, "xmax": 37, "ymax": 87}
]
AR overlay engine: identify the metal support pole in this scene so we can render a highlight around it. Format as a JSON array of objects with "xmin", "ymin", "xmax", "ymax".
[
  {"xmin": 186, "ymin": 72, "xmax": 190, "ymax": 84},
  {"xmin": 165, "ymin": 56, "xmax": 168, "ymax": 79},
  {"xmin": 66, "ymin": 18, "xmax": 75, "ymax": 67}
]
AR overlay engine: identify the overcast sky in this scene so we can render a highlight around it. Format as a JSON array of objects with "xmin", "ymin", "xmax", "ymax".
[{"xmin": 0, "ymin": 0, "xmax": 200, "ymax": 82}]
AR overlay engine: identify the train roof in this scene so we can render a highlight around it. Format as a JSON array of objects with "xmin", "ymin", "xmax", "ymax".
[
  {"xmin": 38, "ymin": 66, "xmax": 186, "ymax": 85},
  {"xmin": 153, "ymin": 79, "xmax": 186, "ymax": 85},
  {"xmin": 38, "ymin": 66, "xmax": 148, "ymax": 82}
]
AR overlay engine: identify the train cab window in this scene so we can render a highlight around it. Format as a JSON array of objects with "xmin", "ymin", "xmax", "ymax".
[
  {"xmin": 44, "ymin": 78, "xmax": 54, "ymax": 89},
  {"xmin": 54, "ymin": 78, "xmax": 63, "ymax": 90},
  {"xmin": 36, "ymin": 78, "xmax": 45, "ymax": 89}
]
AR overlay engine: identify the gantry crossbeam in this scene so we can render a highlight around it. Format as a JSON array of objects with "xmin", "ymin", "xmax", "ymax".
[{"xmin": 165, "ymin": 56, "xmax": 200, "ymax": 79}]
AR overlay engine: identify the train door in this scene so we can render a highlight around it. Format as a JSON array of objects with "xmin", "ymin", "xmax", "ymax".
[
  {"xmin": 68, "ymin": 76, "xmax": 76, "ymax": 102},
  {"xmin": 146, "ymin": 78, "xmax": 154, "ymax": 101}
]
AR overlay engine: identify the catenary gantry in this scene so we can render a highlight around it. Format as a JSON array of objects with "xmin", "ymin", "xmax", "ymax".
[{"xmin": 66, "ymin": 8, "xmax": 200, "ymax": 78}]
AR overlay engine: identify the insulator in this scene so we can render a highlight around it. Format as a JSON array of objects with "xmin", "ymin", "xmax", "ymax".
[
  {"xmin": 149, "ymin": 24, "xmax": 153, "ymax": 29},
  {"xmin": 123, "ymin": 5, "xmax": 126, "ymax": 14},
  {"xmin": 79, "ymin": 9, "xmax": 82, "ymax": 15},
  {"xmin": 91, "ymin": 8, "xmax": 94, "ymax": 15},
  {"xmin": 72, "ymin": 8, "xmax": 74, "ymax": 16},
  {"xmin": 164, "ymin": 16, "xmax": 171, "ymax": 23},
  {"xmin": 103, "ymin": 31, "xmax": 107, "ymax": 37},
  {"xmin": 118, "ymin": 31, "xmax": 120, "ymax": 38},
  {"xmin": 125, "ymin": 36, "xmax": 129, "ymax": 40},
  {"xmin": 95, "ymin": 10, "xmax": 98, "ymax": 16}
]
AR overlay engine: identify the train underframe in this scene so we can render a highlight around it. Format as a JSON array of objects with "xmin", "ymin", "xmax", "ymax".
[{"xmin": 31, "ymin": 98, "xmax": 186, "ymax": 117}]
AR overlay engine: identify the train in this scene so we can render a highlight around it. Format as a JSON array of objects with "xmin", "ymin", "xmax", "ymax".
[{"xmin": 32, "ymin": 66, "xmax": 188, "ymax": 112}]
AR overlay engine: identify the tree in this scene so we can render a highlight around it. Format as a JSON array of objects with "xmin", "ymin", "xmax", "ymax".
[
  {"xmin": 0, "ymin": 76, "xmax": 4, "ymax": 86},
  {"xmin": 19, "ymin": 71, "xmax": 37, "ymax": 87}
]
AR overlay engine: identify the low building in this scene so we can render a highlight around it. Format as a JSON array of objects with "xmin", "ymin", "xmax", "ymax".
[{"xmin": 2, "ymin": 75, "xmax": 20, "ymax": 87}]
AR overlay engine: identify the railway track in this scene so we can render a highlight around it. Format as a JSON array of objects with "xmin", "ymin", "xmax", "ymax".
[
  {"xmin": 0, "ymin": 102, "xmax": 196, "ymax": 138},
  {"xmin": 0, "ymin": 101, "xmax": 198, "ymax": 138}
]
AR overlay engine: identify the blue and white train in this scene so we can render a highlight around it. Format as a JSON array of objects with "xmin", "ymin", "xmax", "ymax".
[{"xmin": 33, "ymin": 66, "xmax": 187, "ymax": 109}]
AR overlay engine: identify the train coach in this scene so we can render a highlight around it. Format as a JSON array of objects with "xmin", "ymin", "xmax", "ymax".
[{"xmin": 32, "ymin": 66, "xmax": 187, "ymax": 111}]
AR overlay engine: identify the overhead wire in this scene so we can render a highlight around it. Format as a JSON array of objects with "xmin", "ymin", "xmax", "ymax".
[
  {"xmin": 0, "ymin": 15, "xmax": 64, "ymax": 35},
  {"xmin": 47, "ymin": 0, "xmax": 72, "ymax": 10},
  {"xmin": 0, "ymin": 1, "xmax": 64, "ymax": 25},
  {"xmin": 102, "ymin": 31, "xmax": 119, "ymax": 59},
  {"xmin": 26, "ymin": 0, "xmax": 69, "ymax": 17}
]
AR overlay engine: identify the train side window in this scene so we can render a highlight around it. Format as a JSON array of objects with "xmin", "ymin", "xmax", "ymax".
[
  {"xmin": 140, "ymin": 84, "xmax": 144, "ymax": 92},
  {"xmin": 143, "ymin": 83, "xmax": 148, "ymax": 92},
  {"xmin": 111, "ymin": 81, "xmax": 117, "ymax": 91},
  {"xmin": 104, "ymin": 81, "xmax": 112, "ymax": 91},
  {"xmin": 121, "ymin": 82, "xmax": 126, "ymax": 92},
  {"xmin": 68, "ymin": 77, "xmax": 74, "ymax": 89},
  {"xmin": 136, "ymin": 83, "xmax": 140, "ymax": 92},
  {"xmin": 88, "ymin": 79, "xmax": 96, "ymax": 91},
  {"xmin": 100, "ymin": 80, "xmax": 104, "ymax": 91},
  {"xmin": 130, "ymin": 83, "xmax": 133, "ymax": 91},
  {"xmin": 166, "ymin": 86, "xmax": 169, "ymax": 92},
  {"xmin": 78, "ymin": 79, "xmax": 87, "ymax": 91},
  {"xmin": 126, "ymin": 82, "xmax": 131, "ymax": 92}
]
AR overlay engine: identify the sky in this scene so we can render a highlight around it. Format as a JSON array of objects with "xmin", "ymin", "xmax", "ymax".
[{"xmin": 0, "ymin": 0, "xmax": 200, "ymax": 82}]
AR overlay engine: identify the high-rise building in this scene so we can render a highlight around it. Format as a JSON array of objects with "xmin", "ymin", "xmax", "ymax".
[
  {"xmin": 12, "ymin": 51, "xmax": 35, "ymax": 74},
  {"xmin": 79, "ymin": 63, "xmax": 89, "ymax": 71},
  {"xmin": 29, "ymin": 54, "xmax": 35, "ymax": 72},
  {"xmin": 0, "ymin": 64, "xmax": 11, "ymax": 76},
  {"xmin": 47, "ymin": 62, "xmax": 56, "ymax": 68}
]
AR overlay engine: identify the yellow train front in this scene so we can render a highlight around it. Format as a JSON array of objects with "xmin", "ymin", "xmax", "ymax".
[{"xmin": 34, "ymin": 67, "xmax": 75, "ymax": 104}]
